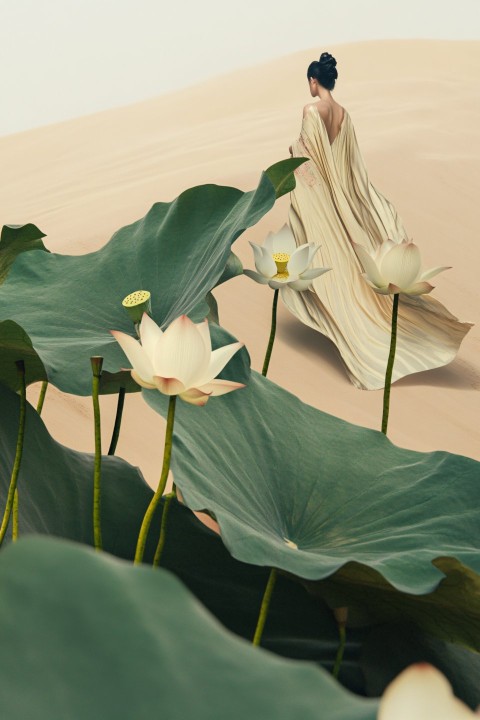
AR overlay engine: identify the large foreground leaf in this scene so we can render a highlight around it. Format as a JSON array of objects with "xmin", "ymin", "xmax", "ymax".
[
  {"xmin": 144, "ymin": 370, "xmax": 480, "ymax": 651},
  {"xmin": 0, "ymin": 162, "xmax": 298, "ymax": 395},
  {"xmin": 0, "ymin": 538, "xmax": 378, "ymax": 720},
  {"xmin": 0, "ymin": 382, "xmax": 477, "ymax": 703}
]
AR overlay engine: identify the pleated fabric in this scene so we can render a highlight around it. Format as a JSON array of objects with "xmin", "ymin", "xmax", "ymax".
[{"xmin": 284, "ymin": 106, "xmax": 472, "ymax": 390}]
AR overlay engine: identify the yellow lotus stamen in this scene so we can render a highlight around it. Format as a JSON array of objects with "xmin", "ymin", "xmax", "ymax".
[
  {"xmin": 273, "ymin": 252, "xmax": 290, "ymax": 275},
  {"xmin": 283, "ymin": 537, "xmax": 298, "ymax": 549},
  {"xmin": 122, "ymin": 290, "xmax": 152, "ymax": 326}
]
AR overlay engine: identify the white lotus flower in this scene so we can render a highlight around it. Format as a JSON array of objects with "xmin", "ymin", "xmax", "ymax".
[
  {"xmin": 111, "ymin": 314, "xmax": 245, "ymax": 406},
  {"xmin": 353, "ymin": 239, "xmax": 450, "ymax": 295},
  {"xmin": 244, "ymin": 224, "xmax": 330, "ymax": 291},
  {"xmin": 379, "ymin": 664, "xmax": 477, "ymax": 719}
]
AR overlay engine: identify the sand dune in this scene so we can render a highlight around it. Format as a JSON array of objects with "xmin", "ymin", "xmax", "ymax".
[{"xmin": 1, "ymin": 39, "xmax": 479, "ymax": 487}]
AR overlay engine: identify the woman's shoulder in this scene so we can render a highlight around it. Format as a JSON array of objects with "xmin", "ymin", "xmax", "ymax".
[
  {"xmin": 302, "ymin": 101, "xmax": 346, "ymax": 120},
  {"xmin": 302, "ymin": 102, "xmax": 322, "ymax": 119}
]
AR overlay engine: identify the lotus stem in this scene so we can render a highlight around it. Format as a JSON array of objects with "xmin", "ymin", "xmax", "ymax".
[
  {"xmin": 12, "ymin": 490, "xmax": 19, "ymax": 541},
  {"xmin": 0, "ymin": 360, "xmax": 27, "ymax": 547},
  {"xmin": 332, "ymin": 625, "xmax": 347, "ymax": 679},
  {"xmin": 134, "ymin": 395, "xmax": 177, "ymax": 565},
  {"xmin": 252, "ymin": 567, "xmax": 277, "ymax": 646},
  {"xmin": 36, "ymin": 380, "xmax": 48, "ymax": 415},
  {"xmin": 91, "ymin": 356, "xmax": 104, "ymax": 551},
  {"xmin": 262, "ymin": 289, "xmax": 279, "ymax": 377},
  {"xmin": 108, "ymin": 387, "xmax": 126, "ymax": 455},
  {"xmin": 153, "ymin": 488, "xmax": 176, "ymax": 567},
  {"xmin": 332, "ymin": 607, "xmax": 348, "ymax": 679},
  {"xmin": 381, "ymin": 293, "xmax": 399, "ymax": 435}
]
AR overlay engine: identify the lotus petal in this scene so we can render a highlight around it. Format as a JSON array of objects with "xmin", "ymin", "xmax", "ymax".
[
  {"xmin": 420, "ymin": 266, "xmax": 451, "ymax": 281},
  {"xmin": 196, "ymin": 379, "xmax": 246, "ymax": 397},
  {"xmin": 153, "ymin": 376, "xmax": 185, "ymax": 395},
  {"xmin": 110, "ymin": 330, "xmax": 155, "ymax": 384},
  {"xmin": 353, "ymin": 242, "xmax": 386, "ymax": 288},
  {"xmin": 287, "ymin": 278, "xmax": 317, "ymax": 291},
  {"xmin": 404, "ymin": 281, "xmax": 434, "ymax": 296},
  {"xmin": 195, "ymin": 342, "xmax": 244, "ymax": 387},
  {"xmin": 306, "ymin": 243, "xmax": 321, "ymax": 267},
  {"xmin": 179, "ymin": 387, "xmax": 212, "ymax": 406},
  {"xmin": 139, "ymin": 313, "xmax": 163, "ymax": 359},
  {"xmin": 249, "ymin": 242, "xmax": 276, "ymax": 278},
  {"xmin": 269, "ymin": 276, "xmax": 297, "ymax": 289},
  {"xmin": 380, "ymin": 243, "xmax": 421, "ymax": 290},
  {"xmin": 270, "ymin": 224, "xmax": 297, "ymax": 255},
  {"xmin": 130, "ymin": 369, "xmax": 157, "ymax": 389},
  {"xmin": 301, "ymin": 267, "xmax": 331, "ymax": 281},
  {"xmin": 155, "ymin": 315, "xmax": 209, "ymax": 387},
  {"xmin": 378, "ymin": 664, "xmax": 475, "ymax": 720},
  {"xmin": 243, "ymin": 269, "xmax": 270, "ymax": 285},
  {"xmin": 196, "ymin": 319, "xmax": 212, "ymax": 355},
  {"xmin": 287, "ymin": 245, "xmax": 313, "ymax": 276}
]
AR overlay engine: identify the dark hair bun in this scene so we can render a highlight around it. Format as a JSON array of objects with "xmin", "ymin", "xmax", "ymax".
[
  {"xmin": 319, "ymin": 52, "xmax": 337, "ymax": 68},
  {"xmin": 307, "ymin": 51, "xmax": 338, "ymax": 90}
]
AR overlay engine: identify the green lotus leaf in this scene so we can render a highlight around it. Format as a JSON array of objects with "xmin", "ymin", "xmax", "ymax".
[
  {"xmin": 0, "ymin": 381, "xmax": 477, "ymax": 704},
  {"xmin": 0, "ymin": 381, "xmax": 150, "ymax": 556},
  {"xmin": 216, "ymin": 250, "xmax": 243, "ymax": 286},
  {"xmin": 0, "ymin": 373, "xmax": 364, "ymax": 688},
  {"xmin": 0, "ymin": 223, "xmax": 48, "ymax": 284},
  {"xmin": 144, "ymin": 370, "xmax": 480, "ymax": 651},
  {"xmin": 0, "ymin": 320, "xmax": 47, "ymax": 392},
  {"xmin": 205, "ymin": 251, "xmax": 243, "ymax": 324},
  {"xmin": 0, "ymin": 538, "xmax": 378, "ymax": 720},
  {"xmin": 360, "ymin": 622, "xmax": 480, "ymax": 710},
  {"xmin": 265, "ymin": 157, "xmax": 309, "ymax": 198},
  {"xmin": 0, "ymin": 162, "xmax": 299, "ymax": 396}
]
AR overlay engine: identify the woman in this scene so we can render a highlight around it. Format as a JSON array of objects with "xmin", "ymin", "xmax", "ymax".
[{"xmin": 285, "ymin": 52, "xmax": 471, "ymax": 390}]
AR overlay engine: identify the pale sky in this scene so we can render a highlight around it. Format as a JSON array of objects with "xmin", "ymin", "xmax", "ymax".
[{"xmin": 1, "ymin": 0, "xmax": 479, "ymax": 136}]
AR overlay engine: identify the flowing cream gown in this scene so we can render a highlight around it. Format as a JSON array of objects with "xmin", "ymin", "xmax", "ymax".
[{"xmin": 285, "ymin": 106, "xmax": 472, "ymax": 390}]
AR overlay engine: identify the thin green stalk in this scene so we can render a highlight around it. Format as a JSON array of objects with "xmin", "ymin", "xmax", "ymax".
[
  {"xmin": 153, "ymin": 488, "xmax": 176, "ymax": 567},
  {"xmin": 108, "ymin": 387, "xmax": 126, "ymax": 455},
  {"xmin": 333, "ymin": 625, "xmax": 346, "ymax": 679},
  {"xmin": 381, "ymin": 293, "xmax": 399, "ymax": 435},
  {"xmin": 262, "ymin": 289, "xmax": 279, "ymax": 377},
  {"xmin": 134, "ymin": 395, "xmax": 177, "ymax": 565},
  {"xmin": 0, "ymin": 360, "xmax": 27, "ymax": 547},
  {"xmin": 12, "ymin": 490, "xmax": 19, "ymax": 541},
  {"xmin": 91, "ymin": 357, "xmax": 104, "ymax": 551},
  {"xmin": 252, "ymin": 567, "xmax": 277, "ymax": 646},
  {"xmin": 36, "ymin": 380, "xmax": 48, "ymax": 415}
]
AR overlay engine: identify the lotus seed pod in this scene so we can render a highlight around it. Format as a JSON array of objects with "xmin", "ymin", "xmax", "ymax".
[
  {"xmin": 90, "ymin": 356, "xmax": 104, "ymax": 378},
  {"xmin": 122, "ymin": 290, "xmax": 152, "ymax": 327}
]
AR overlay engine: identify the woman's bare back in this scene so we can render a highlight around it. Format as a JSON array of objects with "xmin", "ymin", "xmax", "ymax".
[{"xmin": 304, "ymin": 99, "xmax": 345, "ymax": 145}]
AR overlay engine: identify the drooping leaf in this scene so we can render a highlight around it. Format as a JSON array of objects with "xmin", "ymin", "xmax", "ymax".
[
  {"xmin": 265, "ymin": 157, "xmax": 309, "ymax": 198},
  {"xmin": 216, "ymin": 250, "xmax": 243, "ymax": 286},
  {"xmin": 206, "ymin": 251, "xmax": 243, "ymax": 324},
  {"xmin": 144, "ymin": 370, "xmax": 480, "ymax": 651},
  {"xmin": 0, "ymin": 537, "xmax": 378, "ymax": 720},
  {"xmin": 0, "ymin": 163, "xmax": 299, "ymax": 396},
  {"xmin": 0, "ymin": 223, "xmax": 48, "ymax": 284},
  {"xmin": 0, "ymin": 320, "xmax": 47, "ymax": 392}
]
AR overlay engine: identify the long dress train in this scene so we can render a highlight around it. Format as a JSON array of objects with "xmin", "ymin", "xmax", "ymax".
[{"xmin": 284, "ymin": 105, "xmax": 472, "ymax": 390}]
